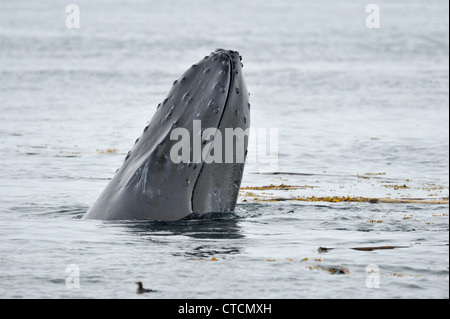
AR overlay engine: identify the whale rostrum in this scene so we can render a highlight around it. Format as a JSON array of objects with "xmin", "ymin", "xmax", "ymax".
[{"xmin": 83, "ymin": 49, "xmax": 250, "ymax": 221}]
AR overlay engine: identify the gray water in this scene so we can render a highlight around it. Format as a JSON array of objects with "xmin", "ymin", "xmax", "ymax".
[{"xmin": 0, "ymin": 0, "xmax": 448, "ymax": 299}]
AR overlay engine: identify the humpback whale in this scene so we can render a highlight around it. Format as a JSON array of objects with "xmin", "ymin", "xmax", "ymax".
[{"xmin": 83, "ymin": 49, "xmax": 250, "ymax": 221}]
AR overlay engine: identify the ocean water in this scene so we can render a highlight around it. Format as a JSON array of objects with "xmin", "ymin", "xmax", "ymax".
[{"xmin": 0, "ymin": 0, "xmax": 448, "ymax": 299}]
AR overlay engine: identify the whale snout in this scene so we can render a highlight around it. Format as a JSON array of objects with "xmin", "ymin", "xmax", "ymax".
[{"xmin": 84, "ymin": 49, "xmax": 250, "ymax": 221}]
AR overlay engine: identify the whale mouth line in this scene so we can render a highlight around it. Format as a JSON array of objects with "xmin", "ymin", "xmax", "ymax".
[{"xmin": 190, "ymin": 49, "xmax": 234, "ymax": 215}]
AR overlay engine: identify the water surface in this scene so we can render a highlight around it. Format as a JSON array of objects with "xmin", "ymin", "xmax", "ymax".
[{"xmin": 0, "ymin": 0, "xmax": 448, "ymax": 298}]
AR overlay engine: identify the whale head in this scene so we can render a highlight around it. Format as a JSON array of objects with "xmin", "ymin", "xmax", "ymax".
[{"xmin": 83, "ymin": 49, "xmax": 250, "ymax": 220}]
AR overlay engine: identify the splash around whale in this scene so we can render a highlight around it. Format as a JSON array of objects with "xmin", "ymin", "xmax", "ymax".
[{"xmin": 83, "ymin": 49, "xmax": 250, "ymax": 221}]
